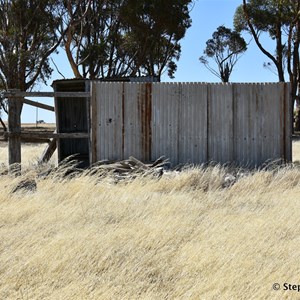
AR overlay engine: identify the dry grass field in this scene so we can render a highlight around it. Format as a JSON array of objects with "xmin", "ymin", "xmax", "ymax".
[{"xmin": 0, "ymin": 141, "xmax": 300, "ymax": 299}]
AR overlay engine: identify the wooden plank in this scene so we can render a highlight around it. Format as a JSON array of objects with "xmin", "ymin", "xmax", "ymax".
[
  {"xmin": 5, "ymin": 132, "xmax": 89, "ymax": 139},
  {"xmin": 0, "ymin": 117, "xmax": 7, "ymax": 131},
  {"xmin": 22, "ymin": 98, "xmax": 55, "ymax": 111},
  {"xmin": 53, "ymin": 83, "xmax": 62, "ymax": 162},
  {"xmin": 39, "ymin": 138, "xmax": 57, "ymax": 163},
  {"xmin": 90, "ymin": 82, "xmax": 98, "ymax": 163},
  {"xmin": 4, "ymin": 91, "xmax": 91, "ymax": 98},
  {"xmin": 53, "ymin": 81, "xmax": 90, "ymax": 166}
]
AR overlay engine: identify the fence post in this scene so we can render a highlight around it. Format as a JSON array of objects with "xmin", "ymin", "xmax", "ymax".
[{"xmin": 8, "ymin": 89, "xmax": 22, "ymax": 174}]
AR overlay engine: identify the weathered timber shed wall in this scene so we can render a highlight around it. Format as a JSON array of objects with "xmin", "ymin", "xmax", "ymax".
[
  {"xmin": 90, "ymin": 82, "xmax": 291, "ymax": 167},
  {"xmin": 53, "ymin": 79, "xmax": 90, "ymax": 167}
]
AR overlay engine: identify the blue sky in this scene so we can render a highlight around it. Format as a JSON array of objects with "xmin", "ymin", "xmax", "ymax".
[{"xmin": 15, "ymin": 0, "xmax": 279, "ymax": 123}]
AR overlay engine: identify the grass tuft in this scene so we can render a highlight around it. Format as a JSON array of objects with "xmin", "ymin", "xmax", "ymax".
[{"xmin": 0, "ymin": 143, "xmax": 300, "ymax": 299}]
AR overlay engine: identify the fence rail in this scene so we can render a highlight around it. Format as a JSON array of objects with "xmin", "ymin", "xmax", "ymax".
[
  {"xmin": 5, "ymin": 132, "xmax": 89, "ymax": 139},
  {"xmin": 4, "ymin": 91, "xmax": 91, "ymax": 98},
  {"xmin": 6, "ymin": 89, "xmax": 91, "ymax": 172}
]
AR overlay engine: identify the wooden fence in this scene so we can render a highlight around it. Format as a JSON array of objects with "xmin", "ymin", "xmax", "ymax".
[
  {"xmin": 4, "ymin": 89, "xmax": 90, "ymax": 172},
  {"xmin": 90, "ymin": 82, "xmax": 292, "ymax": 167}
]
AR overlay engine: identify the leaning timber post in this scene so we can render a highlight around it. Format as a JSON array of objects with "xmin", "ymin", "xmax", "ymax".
[{"xmin": 8, "ymin": 89, "xmax": 23, "ymax": 174}]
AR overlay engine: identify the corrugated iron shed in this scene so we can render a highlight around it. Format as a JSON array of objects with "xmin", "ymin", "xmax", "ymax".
[{"xmin": 53, "ymin": 80, "xmax": 292, "ymax": 168}]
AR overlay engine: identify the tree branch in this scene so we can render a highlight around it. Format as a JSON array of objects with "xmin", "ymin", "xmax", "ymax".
[{"xmin": 242, "ymin": 0, "xmax": 284, "ymax": 81}]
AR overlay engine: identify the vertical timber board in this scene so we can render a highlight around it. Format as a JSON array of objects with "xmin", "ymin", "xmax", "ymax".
[
  {"xmin": 178, "ymin": 83, "xmax": 208, "ymax": 164},
  {"xmin": 85, "ymin": 80, "xmax": 92, "ymax": 165},
  {"xmin": 123, "ymin": 83, "xmax": 142, "ymax": 159},
  {"xmin": 53, "ymin": 82, "xmax": 61, "ymax": 162},
  {"xmin": 96, "ymin": 82, "xmax": 123, "ymax": 161},
  {"xmin": 53, "ymin": 80, "xmax": 90, "ymax": 167},
  {"xmin": 208, "ymin": 84, "xmax": 233, "ymax": 164},
  {"xmin": 151, "ymin": 83, "xmax": 179, "ymax": 165}
]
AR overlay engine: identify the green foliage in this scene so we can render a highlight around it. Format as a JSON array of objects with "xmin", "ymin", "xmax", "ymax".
[
  {"xmin": 234, "ymin": 0, "xmax": 300, "ymax": 131},
  {"xmin": 65, "ymin": 0, "xmax": 192, "ymax": 80},
  {"xmin": 120, "ymin": 0, "xmax": 190, "ymax": 79},
  {"xmin": 0, "ymin": 0, "xmax": 62, "ymax": 91},
  {"xmin": 200, "ymin": 26, "xmax": 247, "ymax": 82},
  {"xmin": 234, "ymin": 0, "xmax": 292, "ymax": 38}
]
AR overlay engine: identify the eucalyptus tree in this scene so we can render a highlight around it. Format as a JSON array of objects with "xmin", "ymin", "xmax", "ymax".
[
  {"xmin": 120, "ymin": 0, "xmax": 192, "ymax": 79},
  {"xmin": 0, "ymin": 0, "xmax": 65, "ymax": 121},
  {"xmin": 61, "ymin": 0, "xmax": 193, "ymax": 80},
  {"xmin": 200, "ymin": 25, "xmax": 247, "ymax": 82},
  {"xmin": 234, "ymin": 0, "xmax": 300, "ymax": 130},
  {"xmin": 0, "ymin": 0, "xmax": 64, "ymax": 91}
]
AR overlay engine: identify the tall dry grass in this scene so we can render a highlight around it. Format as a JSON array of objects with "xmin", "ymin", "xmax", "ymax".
[
  {"xmin": 293, "ymin": 139, "xmax": 300, "ymax": 164},
  {"xmin": 0, "ymin": 142, "xmax": 300, "ymax": 299},
  {"xmin": 0, "ymin": 142, "xmax": 57, "ymax": 168}
]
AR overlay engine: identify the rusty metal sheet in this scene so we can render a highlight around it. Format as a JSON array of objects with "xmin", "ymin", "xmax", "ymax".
[
  {"xmin": 259, "ymin": 83, "xmax": 281, "ymax": 163},
  {"xmin": 123, "ymin": 83, "xmax": 142, "ymax": 160},
  {"xmin": 233, "ymin": 83, "xmax": 257, "ymax": 166},
  {"xmin": 151, "ymin": 83, "xmax": 180, "ymax": 165},
  {"xmin": 233, "ymin": 83, "xmax": 287, "ymax": 167},
  {"xmin": 284, "ymin": 82, "xmax": 292, "ymax": 162},
  {"xmin": 90, "ymin": 81, "xmax": 291, "ymax": 167},
  {"xmin": 94, "ymin": 82, "xmax": 123, "ymax": 161}
]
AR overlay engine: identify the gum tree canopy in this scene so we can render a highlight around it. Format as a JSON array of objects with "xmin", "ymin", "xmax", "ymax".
[
  {"xmin": 62, "ymin": 0, "xmax": 193, "ymax": 80},
  {"xmin": 234, "ymin": 0, "xmax": 300, "ymax": 130},
  {"xmin": 200, "ymin": 25, "xmax": 247, "ymax": 83},
  {"xmin": 0, "ymin": 0, "xmax": 64, "ymax": 119},
  {"xmin": 0, "ymin": 0, "xmax": 63, "ymax": 91}
]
